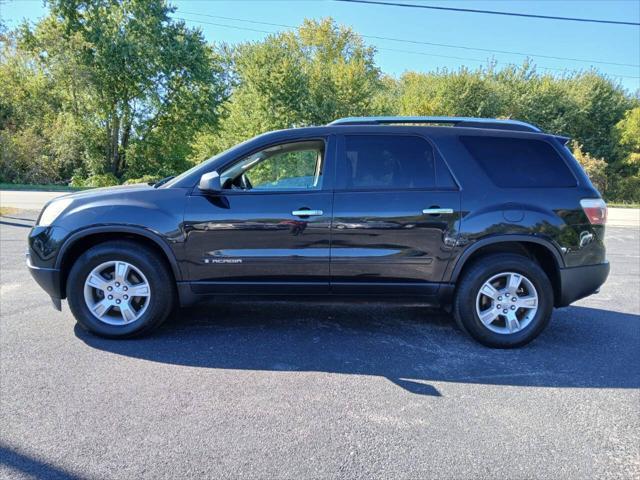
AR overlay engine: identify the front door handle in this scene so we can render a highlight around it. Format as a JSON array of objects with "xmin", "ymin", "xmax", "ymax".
[
  {"xmin": 422, "ymin": 207, "xmax": 454, "ymax": 215},
  {"xmin": 292, "ymin": 209, "xmax": 324, "ymax": 217}
]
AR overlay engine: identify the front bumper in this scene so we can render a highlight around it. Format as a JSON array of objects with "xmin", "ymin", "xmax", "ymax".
[
  {"xmin": 26, "ymin": 253, "xmax": 62, "ymax": 310},
  {"xmin": 557, "ymin": 261, "xmax": 610, "ymax": 307}
]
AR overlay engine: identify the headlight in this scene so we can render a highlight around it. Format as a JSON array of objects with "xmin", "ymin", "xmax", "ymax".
[{"xmin": 38, "ymin": 198, "xmax": 73, "ymax": 226}]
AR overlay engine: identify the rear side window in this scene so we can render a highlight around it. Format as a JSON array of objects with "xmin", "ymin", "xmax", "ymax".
[
  {"xmin": 341, "ymin": 135, "xmax": 436, "ymax": 190},
  {"xmin": 460, "ymin": 136, "xmax": 576, "ymax": 188}
]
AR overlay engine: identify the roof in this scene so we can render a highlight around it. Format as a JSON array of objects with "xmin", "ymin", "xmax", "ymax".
[{"xmin": 328, "ymin": 116, "xmax": 542, "ymax": 133}]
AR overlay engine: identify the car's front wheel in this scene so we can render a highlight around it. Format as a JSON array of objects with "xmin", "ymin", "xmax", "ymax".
[
  {"xmin": 453, "ymin": 253, "xmax": 553, "ymax": 348},
  {"xmin": 66, "ymin": 240, "xmax": 176, "ymax": 338}
]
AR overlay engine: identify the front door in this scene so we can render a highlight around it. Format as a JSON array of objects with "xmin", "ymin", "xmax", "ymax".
[
  {"xmin": 184, "ymin": 137, "xmax": 334, "ymax": 294},
  {"xmin": 331, "ymin": 133, "xmax": 460, "ymax": 295}
]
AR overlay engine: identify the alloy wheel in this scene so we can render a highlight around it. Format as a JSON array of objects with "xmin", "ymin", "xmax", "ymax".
[
  {"xmin": 475, "ymin": 271, "xmax": 539, "ymax": 335},
  {"xmin": 83, "ymin": 260, "xmax": 151, "ymax": 325}
]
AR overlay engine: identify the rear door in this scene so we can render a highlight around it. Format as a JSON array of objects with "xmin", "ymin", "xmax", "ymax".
[{"xmin": 330, "ymin": 133, "xmax": 460, "ymax": 295}]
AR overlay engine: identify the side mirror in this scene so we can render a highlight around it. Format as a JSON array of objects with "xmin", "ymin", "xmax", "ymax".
[{"xmin": 198, "ymin": 171, "xmax": 222, "ymax": 193}]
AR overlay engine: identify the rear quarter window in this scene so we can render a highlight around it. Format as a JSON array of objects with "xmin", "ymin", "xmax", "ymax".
[{"xmin": 460, "ymin": 136, "xmax": 576, "ymax": 188}]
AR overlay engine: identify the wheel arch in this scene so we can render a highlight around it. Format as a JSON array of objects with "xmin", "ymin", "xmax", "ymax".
[
  {"xmin": 450, "ymin": 235, "xmax": 564, "ymax": 305},
  {"xmin": 56, "ymin": 226, "xmax": 183, "ymax": 299}
]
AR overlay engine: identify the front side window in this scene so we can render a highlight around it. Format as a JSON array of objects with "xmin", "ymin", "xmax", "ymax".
[
  {"xmin": 340, "ymin": 135, "xmax": 436, "ymax": 190},
  {"xmin": 220, "ymin": 140, "xmax": 324, "ymax": 191}
]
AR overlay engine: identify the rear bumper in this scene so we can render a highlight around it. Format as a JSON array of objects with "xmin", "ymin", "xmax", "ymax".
[
  {"xmin": 557, "ymin": 261, "xmax": 610, "ymax": 307},
  {"xmin": 27, "ymin": 253, "xmax": 62, "ymax": 309}
]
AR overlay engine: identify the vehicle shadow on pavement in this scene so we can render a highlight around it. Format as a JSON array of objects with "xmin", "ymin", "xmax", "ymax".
[
  {"xmin": 75, "ymin": 303, "xmax": 640, "ymax": 397},
  {"xmin": 0, "ymin": 442, "xmax": 83, "ymax": 480}
]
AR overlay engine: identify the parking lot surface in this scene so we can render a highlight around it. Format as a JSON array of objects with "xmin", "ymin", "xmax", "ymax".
[{"xmin": 1, "ymin": 210, "xmax": 638, "ymax": 479}]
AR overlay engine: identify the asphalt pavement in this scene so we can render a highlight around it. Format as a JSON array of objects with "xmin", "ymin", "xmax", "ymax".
[{"xmin": 1, "ymin": 210, "xmax": 639, "ymax": 479}]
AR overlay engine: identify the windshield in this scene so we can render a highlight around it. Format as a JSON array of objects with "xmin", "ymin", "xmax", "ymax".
[
  {"xmin": 160, "ymin": 136, "xmax": 257, "ymax": 189},
  {"xmin": 160, "ymin": 152, "xmax": 226, "ymax": 189}
]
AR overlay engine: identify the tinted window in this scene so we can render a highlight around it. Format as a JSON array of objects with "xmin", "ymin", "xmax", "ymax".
[
  {"xmin": 460, "ymin": 136, "xmax": 576, "ymax": 188},
  {"xmin": 435, "ymin": 156, "xmax": 457, "ymax": 189},
  {"xmin": 342, "ymin": 135, "xmax": 436, "ymax": 190}
]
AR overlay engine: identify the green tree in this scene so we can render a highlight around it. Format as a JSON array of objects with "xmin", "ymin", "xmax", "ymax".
[
  {"xmin": 492, "ymin": 64, "xmax": 578, "ymax": 135},
  {"xmin": 396, "ymin": 67, "xmax": 503, "ymax": 117},
  {"xmin": 192, "ymin": 18, "xmax": 382, "ymax": 160},
  {"xmin": 614, "ymin": 107, "xmax": 640, "ymax": 168},
  {"xmin": 2, "ymin": 8, "xmax": 639, "ymax": 202},
  {"xmin": 0, "ymin": 29, "xmax": 98, "ymax": 183},
  {"xmin": 562, "ymin": 72, "xmax": 632, "ymax": 162},
  {"xmin": 20, "ymin": 0, "xmax": 226, "ymax": 178},
  {"xmin": 610, "ymin": 107, "xmax": 640, "ymax": 202},
  {"xmin": 571, "ymin": 141, "xmax": 608, "ymax": 194}
]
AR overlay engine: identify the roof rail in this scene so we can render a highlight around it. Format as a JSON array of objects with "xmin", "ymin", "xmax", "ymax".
[{"xmin": 328, "ymin": 116, "xmax": 542, "ymax": 133}]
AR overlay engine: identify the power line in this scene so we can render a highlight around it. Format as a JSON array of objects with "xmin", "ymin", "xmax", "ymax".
[
  {"xmin": 173, "ymin": 16, "xmax": 640, "ymax": 80},
  {"xmin": 180, "ymin": 11, "xmax": 640, "ymax": 68},
  {"xmin": 375, "ymin": 46, "xmax": 640, "ymax": 79},
  {"xmin": 335, "ymin": 0, "xmax": 640, "ymax": 27},
  {"xmin": 178, "ymin": 17, "xmax": 274, "ymax": 35}
]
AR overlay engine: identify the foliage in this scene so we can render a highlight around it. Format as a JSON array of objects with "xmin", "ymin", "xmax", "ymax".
[
  {"xmin": 70, "ymin": 173, "xmax": 119, "ymax": 187},
  {"xmin": 571, "ymin": 141, "xmax": 608, "ymax": 194},
  {"xmin": 123, "ymin": 174, "xmax": 162, "ymax": 185},
  {"xmin": 396, "ymin": 67, "xmax": 503, "ymax": 117},
  {"xmin": 608, "ymin": 107, "xmax": 640, "ymax": 202},
  {"xmin": 3, "ymin": 0, "xmax": 226, "ymax": 182},
  {"xmin": 193, "ymin": 18, "xmax": 382, "ymax": 158},
  {"xmin": 612, "ymin": 176, "xmax": 640, "ymax": 203},
  {"xmin": 248, "ymin": 150, "xmax": 319, "ymax": 188},
  {"xmin": 1, "ymin": 8, "xmax": 639, "ymax": 201},
  {"xmin": 613, "ymin": 107, "xmax": 640, "ymax": 170}
]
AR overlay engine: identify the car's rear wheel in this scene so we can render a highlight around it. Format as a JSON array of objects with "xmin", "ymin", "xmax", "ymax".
[
  {"xmin": 67, "ymin": 241, "xmax": 175, "ymax": 338},
  {"xmin": 453, "ymin": 253, "xmax": 553, "ymax": 348}
]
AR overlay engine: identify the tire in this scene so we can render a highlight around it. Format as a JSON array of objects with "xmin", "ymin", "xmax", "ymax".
[
  {"xmin": 66, "ymin": 240, "xmax": 176, "ymax": 338},
  {"xmin": 453, "ymin": 253, "xmax": 553, "ymax": 348}
]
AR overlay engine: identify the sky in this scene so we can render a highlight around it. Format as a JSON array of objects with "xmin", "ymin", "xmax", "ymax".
[{"xmin": 1, "ymin": 0, "xmax": 639, "ymax": 93}]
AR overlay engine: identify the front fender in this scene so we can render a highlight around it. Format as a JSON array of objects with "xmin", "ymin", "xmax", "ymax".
[
  {"xmin": 27, "ymin": 187, "xmax": 189, "ymax": 297},
  {"xmin": 55, "ymin": 224, "xmax": 185, "ymax": 282}
]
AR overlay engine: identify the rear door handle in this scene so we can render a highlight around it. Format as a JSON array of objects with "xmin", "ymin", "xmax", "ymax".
[
  {"xmin": 422, "ymin": 208, "xmax": 454, "ymax": 215},
  {"xmin": 292, "ymin": 209, "xmax": 324, "ymax": 217}
]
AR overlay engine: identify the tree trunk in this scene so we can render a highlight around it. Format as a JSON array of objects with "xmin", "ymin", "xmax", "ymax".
[
  {"xmin": 105, "ymin": 118, "xmax": 111, "ymax": 166},
  {"xmin": 110, "ymin": 115, "xmax": 121, "ymax": 177},
  {"xmin": 120, "ymin": 107, "xmax": 133, "ymax": 173}
]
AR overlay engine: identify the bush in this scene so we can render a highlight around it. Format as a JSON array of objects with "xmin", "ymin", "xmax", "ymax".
[
  {"xmin": 571, "ymin": 141, "xmax": 608, "ymax": 194},
  {"xmin": 70, "ymin": 173, "xmax": 119, "ymax": 188},
  {"xmin": 610, "ymin": 175, "xmax": 640, "ymax": 203},
  {"xmin": 123, "ymin": 175, "xmax": 161, "ymax": 185},
  {"xmin": 0, "ymin": 129, "xmax": 61, "ymax": 184}
]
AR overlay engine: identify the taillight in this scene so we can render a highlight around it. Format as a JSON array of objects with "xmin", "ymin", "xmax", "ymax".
[{"xmin": 580, "ymin": 198, "xmax": 607, "ymax": 225}]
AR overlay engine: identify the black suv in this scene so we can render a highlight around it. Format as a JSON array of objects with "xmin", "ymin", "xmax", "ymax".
[{"xmin": 27, "ymin": 116, "xmax": 609, "ymax": 347}]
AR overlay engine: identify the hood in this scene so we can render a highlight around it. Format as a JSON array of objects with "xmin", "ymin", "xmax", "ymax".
[{"xmin": 55, "ymin": 183, "xmax": 153, "ymax": 202}]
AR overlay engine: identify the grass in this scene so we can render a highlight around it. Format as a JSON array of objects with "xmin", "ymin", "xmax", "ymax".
[
  {"xmin": 0, "ymin": 183, "xmax": 85, "ymax": 192},
  {"xmin": 607, "ymin": 202, "xmax": 640, "ymax": 209},
  {"xmin": 0, "ymin": 207, "xmax": 19, "ymax": 216}
]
